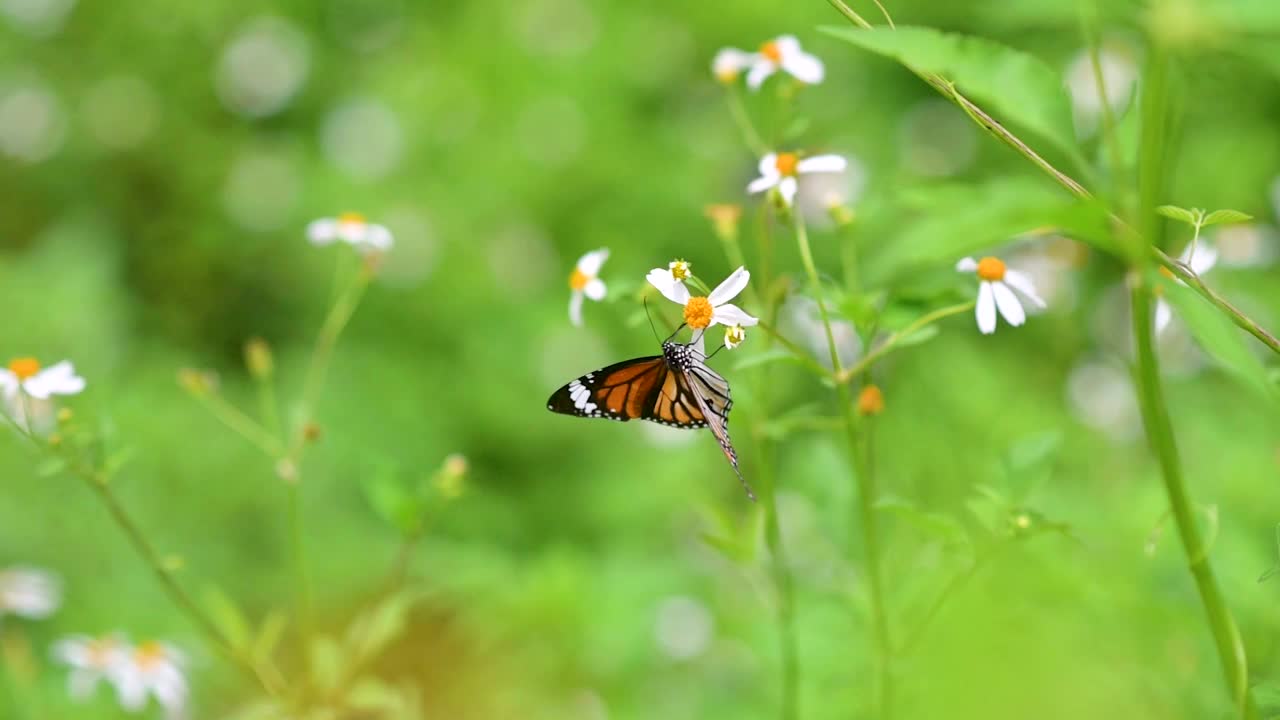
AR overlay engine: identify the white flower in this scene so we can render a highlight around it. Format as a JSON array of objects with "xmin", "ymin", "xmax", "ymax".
[
  {"xmin": 0, "ymin": 359, "xmax": 85, "ymax": 402},
  {"xmin": 712, "ymin": 48, "xmax": 754, "ymax": 84},
  {"xmin": 0, "ymin": 566, "xmax": 61, "ymax": 619},
  {"xmin": 747, "ymin": 151, "xmax": 847, "ymax": 207},
  {"xmin": 956, "ymin": 256, "xmax": 1046, "ymax": 335},
  {"xmin": 646, "ymin": 265, "xmax": 758, "ymax": 353},
  {"xmin": 568, "ymin": 248, "xmax": 609, "ymax": 327},
  {"xmin": 306, "ymin": 212, "xmax": 393, "ymax": 253},
  {"xmin": 112, "ymin": 641, "xmax": 188, "ymax": 720},
  {"xmin": 1156, "ymin": 242, "xmax": 1218, "ymax": 334},
  {"xmin": 668, "ymin": 259, "xmax": 692, "ymax": 282},
  {"xmin": 724, "ymin": 324, "xmax": 746, "ymax": 350},
  {"xmin": 1065, "ymin": 47, "xmax": 1137, "ymax": 135},
  {"xmin": 53, "ymin": 634, "xmax": 129, "ymax": 700},
  {"xmin": 746, "ymin": 35, "xmax": 824, "ymax": 90}
]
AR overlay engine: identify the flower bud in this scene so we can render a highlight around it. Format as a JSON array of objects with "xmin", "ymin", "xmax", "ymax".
[
  {"xmin": 704, "ymin": 204, "xmax": 743, "ymax": 242},
  {"xmin": 244, "ymin": 337, "xmax": 274, "ymax": 380},
  {"xmin": 856, "ymin": 384, "xmax": 884, "ymax": 416},
  {"xmin": 435, "ymin": 453, "xmax": 468, "ymax": 499},
  {"xmin": 177, "ymin": 368, "xmax": 218, "ymax": 397}
]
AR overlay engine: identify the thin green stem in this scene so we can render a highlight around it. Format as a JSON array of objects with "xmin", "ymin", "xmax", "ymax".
[
  {"xmin": 298, "ymin": 265, "xmax": 373, "ymax": 430},
  {"xmin": 256, "ymin": 376, "xmax": 283, "ymax": 443},
  {"xmin": 822, "ymin": 0, "xmax": 1280, "ymax": 358},
  {"xmin": 727, "ymin": 86, "xmax": 769, "ymax": 157},
  {"xmin": 836, "ymin": 302, "xmax": 975, "ymax": 384},
  {"xmin": 1081, "ymin": 8, "xmax": 1125, "ymax": 196},
  {"xmin": 285, "ymin": 482, "xmax": 312, "ymax": 648},
  {"xmin": 193, "ymin": 393, "xmax": 283, "ymax": 458},
  {"xmin": 794, "ymin": 211, "xmax": 892, "ymax": 716},
  {"xmin": 754, "ymin": 321, "xmax": 836, "ymax": 381}
]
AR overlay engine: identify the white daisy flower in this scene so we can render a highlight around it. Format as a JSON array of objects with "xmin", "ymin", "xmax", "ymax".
[
  {"xmin": 1156, "ymin": 242, "xmax": 1218, "ymax": 334},
  {"xmin": 667, "ymin": 259, "xmax": 692, "ymax": 282},
  {"xmin": 53, "ymin": 634, "xmax": 129, "ymax": 700},
  {"xmin": 567, "ymin": 248, "xmax": 609, "ymax": 327},
  {"xmin": 646, "ymin": 266, "xmax": 758, "ymax": 353},
  {"xmin": 306, "ymin": 212, "xmax": 393, "ymax": 253},
  {"xmin": 0, "ymin": 566, "xmax": 61, "ymax": 619},
  {"xmin": 747, "ymin": 151, "xmax": 846, "ymax": 207},
  {"xmin": 724, "ymin": 324, "xmax": 746, "ymax": 350},
  {"xmin": 746, "ymin": 35, "xmax": 824, "ymax": 90},
  {"xmin": 112, "ymin": 641, "xmax": 188, "ymax": 720},
  {"xmin": 712, "ymin": 48, "xmax": 754, "ymax": 84},
  {"xmin": 956, "ymin": 256, "xmax": 1046, "ymax": 335},
  {"xmin": 0, "ymin": 359, "xmax": 85, "ymax": 402}
]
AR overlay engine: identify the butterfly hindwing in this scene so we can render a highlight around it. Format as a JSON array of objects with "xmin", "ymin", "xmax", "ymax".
[{"xmin": 546, "ymin": 356, "xmax": 666, "ymax": 421}]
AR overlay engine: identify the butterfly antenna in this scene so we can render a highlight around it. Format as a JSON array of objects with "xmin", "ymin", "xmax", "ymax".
[
  {"xmin": 665, "ymin": 322, "xmax": 686, "ymax": 344},
  {"xmin": 643, "ymin": 297, "xmax": 662, "ymax": 344}
]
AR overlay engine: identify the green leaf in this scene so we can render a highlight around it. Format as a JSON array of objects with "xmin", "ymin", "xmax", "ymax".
[
  {"xmin": 876, "ymin": 495, "xmax": 969, "ymax": 547},
  {"xmin": 309, "ymin": 636, "xmax": 345, "ymax": 691},
  {"xmin": 1156, "ymin": 205, "xmax": 1200, "ymax": 226},
  {"xmin": 251, "ymin": 610, "xmax": 288, "ymax": 662},
  {"xmin": 35, "ymin": 457, "xmax": 67, "ymax": 478},
  {"xmin": 204, "ymin": 587, "xmax": 251, "ymax": 650},
  {"xmin": 896, "ymin": 324, "xmax": 940, "ymax": 348},
  {"xmin": 1202, "ymin": 208, "xmax": 1253, "ymax": 226},
  {"xmin": 1161, "ymin": 282, "xmax": 1277, "ymax": 402},
  {"xmin": 346, "ymin": 592, "xmax": 415, "ymax": 663},
  {"xmin": 361, "ymin": 469, "xmax": 421, "ymax": 536},
  {"xmin": 819, "ymin": 25, "xmax": 1078, "ymax": 157}
]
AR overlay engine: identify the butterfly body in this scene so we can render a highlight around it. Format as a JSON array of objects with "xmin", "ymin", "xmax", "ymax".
[{"xmin": 547, "ymin": 341, "xmax": 755, "ymax": 500}]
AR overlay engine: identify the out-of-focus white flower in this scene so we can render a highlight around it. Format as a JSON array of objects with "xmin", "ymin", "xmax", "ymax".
[
  {"xmin": 711, "ymin": 47, "xmax": 754, "ymax": 84},
  {"xmin": 1156, "ymin": 242, "xmax": 1218, "ymax": 334},
  {"xmin": 567, "ymin": 248, "xmax": 608, "ymax": 327},
  {"xmin": 778, "ymin": 295, "xmax": 861, "ymax": 370},
  {"xmin": 1213, "ymin": 224, "xmax": 1277, "ymax": 268},
  {"xmin": 113, "ymin": 641, "xmax": 188, "ymax": 720},
  {"xmin": 745, "ymin": 35, "xmax": 823, "ymax": 90},
  {"xmin": 747, "ymin": 151, "xmax": 846, "ymax": 207},
  {"xmin": 0, "ymin": 566, "xmax": 60, "ymax": 619},
  {"xmin": 646, "ymin": 266, "xmax": 757, "ymax": 352},
  {"xmin": 654, "ymin": 596, "xmax": 714, "ymax": 660},
  {"xmin": 956, "ymin": 256, "xmax": 1046, "ymax": 334},
  {"xmin": 723, "ymin": 324, "xmax": 746, "ymax": 350},
  {"xmin": 1066, "ymin": 359, "xmax": 1142, "ymax": 443},
  {"xmin": 0, "ymin": 359, "xmax": 84, "ymax": 431},
  {"xmin": 216, "ymin": 16, "xmax": 310, "ymax": 118},
  {"xmin": 1065, "ymin": 46, "xmax": 1138, "ymax": 136},
  {"xmin": 306, "ymin": 212, "xmax": 393, "ymax": 253},
  {"xmin": 53, "ymin": 634, "xmax": 128, "ymax": 700}
]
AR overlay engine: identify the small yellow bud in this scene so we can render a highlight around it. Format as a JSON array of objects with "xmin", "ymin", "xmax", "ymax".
[
  {"xmin": 275, "ymin": 459, "xmax": 298, "ymax": 484},
  {"xmin": 435, "ymin": 453, "xmax": 468, "ymax": 500},
  {"xmin": 824, "ymin": 192, "xmax": 855, "ymax": 227},
  {"xmin": 47, "ymin": 433, "xmax": 62, "ymax": 447},
  {"xmin": 704, "ymin": 204, "xmax": 743, "ymax": 241},
  {"xmin": 177, "ymin": 368, "xmax": 218, "ymax": 397},
  {"xmin": 56, "ymin": 408, "xmax": 73, "ymax": 424},
  {"xmin": 302, "ymin": 423, "xmax": 322, "ymax": 443},
  {"xmin": 856, "ymin": 385, "xmax": 884, "ymax": 416},
  {"xmin": 1014, "ymin": 513, "xmax": 1032, "ymax": 530},
  {"xmin": 244, "ymin": 337, "xmax": 274, "ymax": 380}
]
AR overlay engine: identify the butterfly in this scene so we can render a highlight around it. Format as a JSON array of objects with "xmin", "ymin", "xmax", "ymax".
[{"xmin": 546, "ymin": 336, "xmax": 755, "ymax": 501}]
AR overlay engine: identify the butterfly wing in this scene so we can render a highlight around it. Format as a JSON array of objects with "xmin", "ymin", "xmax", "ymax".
[
  {"xmin": 681, "ymin": 360, "xmax": 755, "ymax": 501},
  {"xmin": 546, "ymin": 356, "xmax": 667, "ymax": 421}
]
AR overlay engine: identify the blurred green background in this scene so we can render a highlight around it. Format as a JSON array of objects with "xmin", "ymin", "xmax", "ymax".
[{"xmin": 2, "ymin": 0, "xmax": 1280, "ymax": 718}]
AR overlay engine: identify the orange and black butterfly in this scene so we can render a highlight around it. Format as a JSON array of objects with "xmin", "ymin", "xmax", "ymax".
[{"xmin": 547, "ymin": 338, "xmax": 754, "ymax": 500}]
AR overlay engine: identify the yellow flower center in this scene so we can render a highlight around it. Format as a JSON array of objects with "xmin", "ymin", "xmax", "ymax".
[
  {"xmin": 715, "ymin": 67, "xmax": 739, "ymax": 84},
  {"xmin": 684, "ymin": 296, "xmax": 714, "ymax": 329},
  {"xmin": 760, "ymin": 41, "xmax": 782, "ymax": 63},
  {"xmin": 774, "ymin": 152, "xmax": 799, "ymax": 176},
  {"xmin": 857, "ymin": 384, "xmax": 884, "ymax": 416},
  {"xmin": 725, "ymin": 324, "xmax": 746, "ymax": 347},
  {"xmin": 134, "ymin": 641, "xmax": 165, "ymax": 671},
  {"xmin": 669, "ymin": 260, "xmax": 691, "ymax": 281},
  {"xmin": 568, "ymin": 268, "xmax": 590, "ymax": 290},
  {"xmin": 975, "ymin": 256, "xmax": 1006, "ymax": 282},
  {"xmin": 87, "ymin": 638, "xmax": 118, "ymax": 668},
  {"xmin": 8, "ymin": 357, "xmax": 39, "ymax": 381},
  {"xmin": 337, "ymin": 212, "xmax": 366, "ymax": 226}
]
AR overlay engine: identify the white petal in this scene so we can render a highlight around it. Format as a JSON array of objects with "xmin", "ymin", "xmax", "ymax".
[
  {"xmin": 757, "ymin": 153, "xmax": 778, "ymax": 177},
  {"xmin": 1155, "ymin": 299, "xmax": 1173, "ymax": 334},
  {"xmin": 112, "ymin": 669, "xmax": 147, "ymax": 711},
  {"xmin": 68, "ymin": 668, "xmax": 100, "ymax": 699},
  {"xmin": 774, "ymin": 35, "xmax": 802, "ymax": 55},
  {"xmin": 778, "ymin": 176, "xmax": 798, "ymax": 206},
  {"xmin": 583, "ymin": 278, "xmax": 606, "ymax": 301},
  {"xmin": 746, "ymin": 60, "xmax": 776, "ymax": 90},
  {"xmin": 781, "ymin": 51, "xmax": 825, "ymax": 84},
  {"xmin": 712, "ymin": 303, "xmax": 759, "ymax": 327},
  {"xmin": 692, "ymin": 331, "xmax": 706, "ymax": 356},
  {"xmin": 24, "ymin": 363, "xmax": 85, "ymax": 399},
  {"xmin": 796, "ymin": 154, "xmax": 846, "ymax": 174},
  {"xmin": 568, "ymin": 291, "xmax": 584, "ymax": 327},
  {"xmin": 646, "ymin": 268, "xmax": 691, "ymax": 305},
  {"xmin": 337, "ymin": 220, "xmax": 368, "ymax": 244},
  {"xmin": 708, "ymin": 266, "xmax": 750, "ymax": 306},
  {"xmin": 53, "ymin": 637, "xmax": 91, "ymax": 666},
  {"xmin": 361, "ymin": 224, "xmax": 393, "ymax": 251},
  {"xmin": 306, "ymin": 219, "xmax": 338, "ymax": 244},
  {"xmin": 955, "ymin": 257, "xmax": 978, "ymax": 273},
  {"xmin": 991, "ymin": 281, "xmax": 1026, "ymax": 327},
  {"xmin": 576, "ymin": 248, "xmax": 609, "ymax": 277},
  {"xmin": 976, "ymin": 282, "xmax": 997, "ymax": 334},
  {"xmin": 747, "ymin": 174, "xmax": 778, "ymax": 194},
  {"xmin": 0, "ymin": 370, "xmax": 17, "ymax": 397},
  {"xmin": 1003, "ymin": 270, "xmax": 1046, "ymax": 308},
  {"xmin": 712, "ymin": 48, "xmax": 753, "ymax": 77}
]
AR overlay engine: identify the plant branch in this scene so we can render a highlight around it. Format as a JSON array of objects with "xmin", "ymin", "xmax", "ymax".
[{"xmin": 835, "ymin": 301, "xmax": 974, "ymax": 384}]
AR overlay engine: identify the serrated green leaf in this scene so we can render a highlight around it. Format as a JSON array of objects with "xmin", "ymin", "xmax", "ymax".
[
  {"xmin": 1202, "ymin": 208, "xmax": 1253, "ymax": 226},
  {"xmin": 1160, "ymin": 282, "xmax": 1277, "ymax": 403},
  {"xmin": 819, "ymin": 25, "xmax": 1078, "ymax": 158},
  {"xmin": 1156, "ymin": 205, "xmax": 1200, "ymax": 226}
]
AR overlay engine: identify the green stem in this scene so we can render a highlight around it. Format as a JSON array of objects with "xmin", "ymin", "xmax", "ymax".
[
  {"xmin": 727, "ymin": 86, "xmax": 769, "ymax": 157},
  {"xmin": 835, "ymin": 302, "xmax": 975, "ymax": 384},
  {"xmin": 1081, "ymin": 8, "xmax": 1125, "ymax": 197},
  {"xmin": 1133, "ymin": 45, "xmax": 1256, "ymax": 718},
  {"xmin": 298, "ymin": 265, "xmax": 373, "ymax": 428},
  {"xmin": 822, "ymin": 0, "xmax": 1280, "ymax": 358},
  {"xmin": 194, "ymin": 393, "xmax": 283, "ymax": 458},
  {"xmin": 286, "ymin": 482, "xmax": 312, "ymax": 647},
  {"xmin": 794, "ymin": 211, "xmax": 892, "ymax": 716},
  {"xmin": 754, "ymin": 321, "xmax": 836, "ymax": 381}
]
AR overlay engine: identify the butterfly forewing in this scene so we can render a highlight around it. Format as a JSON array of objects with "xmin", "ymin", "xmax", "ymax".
[{"xmin": 546, "ymin": 356, "xmax": 666, "ymax": 421}]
